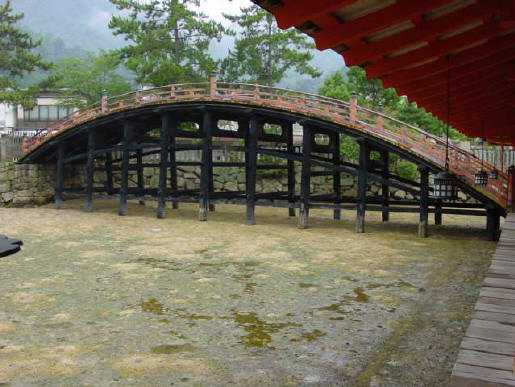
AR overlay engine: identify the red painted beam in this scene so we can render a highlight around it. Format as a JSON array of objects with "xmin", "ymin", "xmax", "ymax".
[
  {"xmin": 423, "ymin": 89, "xmax": 513, "ymax": 113},
  {"xmin": 274, "ymin": 0, "xmax": 358, "ymax": 29},
  {"xmin": 396, "ymin": 57, "xmax": 515, "ymax": 95},
  {"xmin": 380, "ymin": 33, "xmax": 515, "ymax": 87},
  {"xmin": 345, "ymin": 0, "xmax": 499, "ymax": 66},
  {"xmin": 406, "ymin": 74, "xmax": 509, "ymax": 102},
  {"xmin": 314, "ymin": 0, "xmax": 452, "ymax": 50},
  {"xmin": 367, "ymin": 21, "xmax": 502, "ymax": 78},
  {"xmin": 426, "ymin": 96, "xmax": 513, "ymax": 121}
]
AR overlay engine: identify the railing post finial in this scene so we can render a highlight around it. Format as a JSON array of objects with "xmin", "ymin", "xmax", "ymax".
[
  {"xmin": 350, "ymin": 91, "xmax": 357, "ymax": 121},
  {"xmin": 376, "ymin": 102, "xmax": 383, "ymax": 130},
  {"xmin": 101, "ymin": 89, "xmax": 107, "ymax": 113},
  {"xmin": 210, "ymin": 72, "xmax": 217, "ymax": 96}
]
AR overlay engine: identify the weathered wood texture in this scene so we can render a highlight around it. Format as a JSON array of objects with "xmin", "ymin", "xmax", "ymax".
[{"xmin": 451, "ymin": 213, "xmax": 515, "ymax": 386}]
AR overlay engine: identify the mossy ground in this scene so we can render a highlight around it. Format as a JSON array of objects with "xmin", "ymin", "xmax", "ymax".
[{"xmin": 0, "ymin": 199, "xmax": 495, "ymax": 385}]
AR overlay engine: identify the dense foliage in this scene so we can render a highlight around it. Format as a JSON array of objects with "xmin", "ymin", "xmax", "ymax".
[
  {"xmin": 318, "ymin": 67, "xmax": 469, "ymax": 180},
  {"xmin": 108, "ymin": 0, "xmax": 228, "ymax": 86},
  {"xmin": 0, "ymin": 1, "xmax": 49, "ymax": 106},
  {"xmin": 50, "ymin": 51, "xmax": 132, "ymax": 106},
  {"xmin": 220, "ymin": 5, "xmax": 320, "ymax": 86}
]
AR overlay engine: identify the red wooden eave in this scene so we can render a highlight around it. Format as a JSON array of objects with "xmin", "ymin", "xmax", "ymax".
[{"xmin": 253, "ymin": 0, "xmax": 515, "ymax": 145}]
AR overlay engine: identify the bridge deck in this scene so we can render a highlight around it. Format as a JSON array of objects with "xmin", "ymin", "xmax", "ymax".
[{"xmin": 452, "ymin": 213, "xmax": 515, "ymax": 386}]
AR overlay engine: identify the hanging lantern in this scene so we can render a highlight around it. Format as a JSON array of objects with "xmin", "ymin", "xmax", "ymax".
[
  {"xmin": 433, "ymin": 171, "xmax": 458, "ymax": 199},
  {"xmin": 474, "ymin": 169, "xmax": 488, "ymax": 185},
  {"xmin": 475, "ymin": 138, "xmax": 488, "ymax": 186},
  {"xmin": 489, "ymin": 168, "xmax": 499, "ymax": 179},
  {"xmin": 432, "ymin": 57, "xmax": 458, "ymax": 200}
]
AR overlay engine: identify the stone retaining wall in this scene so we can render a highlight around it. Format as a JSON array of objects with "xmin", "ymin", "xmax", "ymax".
[{"xmin": 0, "ymin": 161, "xmax": 477, "ymax": 207}]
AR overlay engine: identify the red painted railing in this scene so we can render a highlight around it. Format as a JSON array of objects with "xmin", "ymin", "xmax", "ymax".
[{"xmin": 22, "ymin": 81, "xmax": 508, "ymax": 209}]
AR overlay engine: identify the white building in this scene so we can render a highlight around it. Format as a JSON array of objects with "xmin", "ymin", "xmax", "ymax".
[{"xmin": 0, "ymin": 92, "xmax": 80, "ymax": 136}]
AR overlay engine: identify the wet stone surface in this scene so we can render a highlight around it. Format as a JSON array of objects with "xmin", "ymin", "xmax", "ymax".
[{"xmin": 0, "ymin": 200, "xmax": 495, "ymax": 385}]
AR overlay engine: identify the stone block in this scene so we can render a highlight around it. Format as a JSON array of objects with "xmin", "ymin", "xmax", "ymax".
[
  {"xmin": 0, "ymin": 182, "xmax": 10, "ymax": 192},
  {"xmin": 1, "ymin": 192, "xmax": 13, "ymax": 202}
]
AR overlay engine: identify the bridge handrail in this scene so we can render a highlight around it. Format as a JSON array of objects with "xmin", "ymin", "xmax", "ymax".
[{"xmin": 23, "ymin": 81, "xmax": 508, "ymax": 208}]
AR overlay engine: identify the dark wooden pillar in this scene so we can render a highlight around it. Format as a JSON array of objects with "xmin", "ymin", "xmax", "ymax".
[
  {"xmin": 486, "ymin": 206, "xmax": 500, "ymax": 241},
  {"xmin": 209, "ymin": 157, "xmax": 215, "ymax": 212},
  {"xmin": 298, "ymin": 125, "xmax": 312, "ymax": 229},
  {"xmin": 434, "ymin": 199, "xmax": 442, "ymax": 225},
  {"xmin": 169, "ymin": 120, "xmax": 178, "ymax": 209},
  {"xmin": 136, "ymin": 148, "xmax": 145, "ymax": 205},
  {"xmin": 356, "ymin": 139, "xmax": 369, "ymax": 233},
  {"xmin": 286, "ymin": 122, "xmax": 296, "ymax": 217},
  {"xmin": 199, "ymin": 112, "xmax": 212, "ymax": 221},
  {"xmin": 157, "ymin": 113, "xmax": 169, "ymax": 219},
  {"xmin": 380, "ymin": 150, "xmax": 389, "ymax": 222},
  {"xmin": 418, "ymin": 166, "xmax": 429, "ymax": 238},
  {"xmin": 119, "ymin": 120, "xmax": 132, "ymax": 216},
  {"xmin": 106, "ymin": 152, "xmax": 114, "ymax": 195},
  {"xmin": 332, "ymin": 132, "xmax": 341, "ymax": 220},
  {"xmin": 85, "ymin": 130, "xmax": 95, "ymax": 212},
  {"xmin": 246, "ymin": 117, "xmax": 258, "ymax": 225},
  {"xmin": 55, "ymin": 142, "xmax": 64, "ymax": 210}
]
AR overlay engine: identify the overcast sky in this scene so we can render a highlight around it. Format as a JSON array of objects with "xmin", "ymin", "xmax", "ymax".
[{"xmin": 199, "ymin": 0, "xmax": 250, "ymax": 23}]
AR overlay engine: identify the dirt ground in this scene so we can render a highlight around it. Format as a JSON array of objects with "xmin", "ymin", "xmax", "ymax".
[{"xmin": 0, "ymin": 199, "xmax": 496, "ymax": 386}]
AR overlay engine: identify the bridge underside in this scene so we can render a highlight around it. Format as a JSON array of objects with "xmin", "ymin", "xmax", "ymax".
[{"xmin": 21, "ymin": 103, "xmax": 504, "ymax": 240}]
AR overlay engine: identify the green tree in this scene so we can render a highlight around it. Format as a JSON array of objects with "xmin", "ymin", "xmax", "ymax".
[
  {"xmin": 346, "ymin": 66, "xmax": 399, "ymax": 111},
  {"xmin": 51, "ymin": 51, "xmax": 132, "ymax": 106},
  {"xmin": 108, "ymin": 0, "xmax": 227, "ymax": 86},
  {"xmin": 221, "ymin": 5, "xmax": 321, "ymax": 86},
  {"xmin": 0, "ymin": 0, "xmax": 49, "ymax": 105},
  {"xmin": 318, "ymin": 71, "xmax": 349, "ymax": 101}
]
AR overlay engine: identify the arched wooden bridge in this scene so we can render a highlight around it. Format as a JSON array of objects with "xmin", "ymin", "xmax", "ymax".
[{"xmin": 20, "ymin": 79, "xmax": 510, "ymax": 239}]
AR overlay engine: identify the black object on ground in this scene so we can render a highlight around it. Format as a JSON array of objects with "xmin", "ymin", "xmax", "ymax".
[{"xmin": 0, "ymin": 235, "xmax": 23, "ymax": 257}]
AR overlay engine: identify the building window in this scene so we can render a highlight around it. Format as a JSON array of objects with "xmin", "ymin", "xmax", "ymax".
[{"xmin": 23, "ymin": 105, "xmax": 73, "ymax": 122}]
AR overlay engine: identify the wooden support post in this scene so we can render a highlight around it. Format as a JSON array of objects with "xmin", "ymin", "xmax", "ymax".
[
  {"xmin": 169, "ymin": 120, "xmax": 178, "ymax": 209},
  {"xmin": 486, "ymin": 206, "xmax": 500, "ymax": 241},
  {"xmin": 286, "ymin": 122, "xmax": 295, "ymax": 217},
  {"xmin": 380, "ymin": 150, "xmax": 389, "ymax": 222},
  {"xmin": 136, "ymin": 148, "xmax": 145, "ymax": 205},
  {"xmin": 332, "ymin": 132, "xmax": 341, "ymax": 220},
  {"xmin": 199, "ymin": 112, "xmax": 212, "ymax": 221},
  {"xmin": 55, "ymin": 143, "xmax": 64, "ymax": 210},
  {"xmin": 298, "ymin": 125, "xmax": 312, "ymax": 229},
  {"xmin": 435, "ymin": 199, "xmax": 442, "ymax": 225},
  {"xmin": 356, "ymin": 140, "xmax": 369, "ymax": 233},
  {"xmin": 119, "ymin": 120, "xmax": 132, "ymax": 216},
  {"xmin": 209, "ymin": 155, "xmax": 215, "ymax": 212},
  {"xmin": 106, "ymin": 152, "xmax": 114, "ymax": 195},
  {"xmin": 246, "ymin": 117, "xmax": 258, "ymax": 225},
  {"xmin": 157, "ymin": 114, "xmax": 169, "ymax": 219},
  {"xmin": 85, "ymin": 130, "xmax": 95, "ymax": 212},
  {"xmin": 418, "ymin": 166, "xmax": 429, "ymax": 238}
]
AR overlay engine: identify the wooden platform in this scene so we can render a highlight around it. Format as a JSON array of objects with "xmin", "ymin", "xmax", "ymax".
[{"xmin": 452, "ymin": 213, "xmax": 515, "ymax": 386}]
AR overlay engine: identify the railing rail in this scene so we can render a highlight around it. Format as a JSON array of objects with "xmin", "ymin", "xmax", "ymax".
[{"xmin": 22, "ymin": 81, "xmax": 509, "ymax": 209}]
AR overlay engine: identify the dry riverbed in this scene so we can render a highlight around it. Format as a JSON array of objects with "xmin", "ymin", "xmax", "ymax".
[{"xmin": 0, "ymin": 199, "xmax": 496, "ymax": 385}]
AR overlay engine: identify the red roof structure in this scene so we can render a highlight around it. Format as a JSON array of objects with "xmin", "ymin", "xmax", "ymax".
[{"xmin": 253, "ymin": 0, "xmax": 515, "ymax": 144}]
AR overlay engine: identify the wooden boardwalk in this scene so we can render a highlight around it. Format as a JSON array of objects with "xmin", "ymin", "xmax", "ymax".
[{"xmin": 452, "ymin": 213, "xmax": 515, "ymax": 386}]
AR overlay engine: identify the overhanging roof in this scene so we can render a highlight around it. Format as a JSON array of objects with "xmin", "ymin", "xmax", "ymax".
[{"xmin": 253, "ymin": 0, "xmax": 515, "ymax": 144}]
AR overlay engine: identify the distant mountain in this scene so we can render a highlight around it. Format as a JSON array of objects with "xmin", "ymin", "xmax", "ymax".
[
  {"xmin": 9, "ymin": 0, "xmax": 346, "ymax": 92},
  {"xmin": 11, "ymin": 0, "xmax": 122, "ymax": 51}
]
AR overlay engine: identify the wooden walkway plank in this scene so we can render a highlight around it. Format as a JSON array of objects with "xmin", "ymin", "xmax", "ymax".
[
  {"xmin": 461, "ymin": 337, "xmax": 514, "ymax": 356},
  {"xmin": 452, "ymin": 213, "xmax": 515, "ymax": 386}
]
